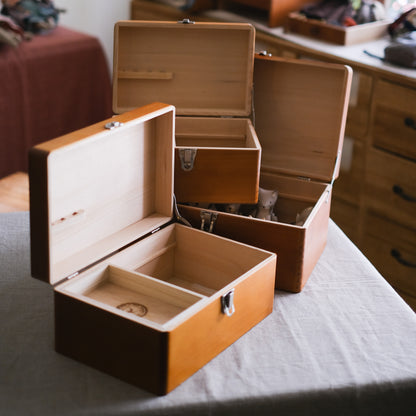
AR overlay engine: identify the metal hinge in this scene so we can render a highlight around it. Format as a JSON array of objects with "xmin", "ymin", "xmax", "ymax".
[
  {"xmin": 178, "ymin": 148, "xmax": 197, "ymax": 171},
  {"xmin": 221, "ymin": 289, "xmax": 235, "ymax": 317},
  {"xmin": 178, "ymin": 18, "xmax": 195, "ymax": 24},
  {"xmin": 297, "ymin": 176, "xmax": 311, "ymax": 181},
  {"xmin": 104, "ymin": 121, "xmax": 123, "ymax": 130},
  {"xmin": 200, "ymin": 210, "xmax": 217, "ymax": 233},
  {"xmin": 258, "ymin": 50, "xmax": 272, "ymax": 57}
]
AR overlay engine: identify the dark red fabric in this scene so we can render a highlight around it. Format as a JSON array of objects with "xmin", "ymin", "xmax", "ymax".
[{"xmin": 0, "ymin": 26, "xmax": 113, "ymax": 178}]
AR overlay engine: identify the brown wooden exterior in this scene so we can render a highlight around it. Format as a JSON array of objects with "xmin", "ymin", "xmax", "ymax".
[
  {"xmin": 29, "ymin": 103, "xmax": 276, "ymax": 395},
  {"xmin": 179, "ymin": 56, "xmax": 352, "ymax": 292},
  {"xmin": 285, "ymin": 12, "xmax": 390, "ymax": 46}
]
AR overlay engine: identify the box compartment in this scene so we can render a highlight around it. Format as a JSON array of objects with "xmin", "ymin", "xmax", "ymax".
[
  {"xmin": 113, "ymin": 20, "xmax": 260, "ymax": 204},
  {"xmin": 180, "ymin": 55, "xmax": 352, "ymax": 292}
]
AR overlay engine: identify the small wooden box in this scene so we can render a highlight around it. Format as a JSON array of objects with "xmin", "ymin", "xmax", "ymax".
[
  {"xmin": 179, "ymin": 56, "xmax": 352, "ymax": 292},
  {"xmin": 112, "ymin": 20, "xmax": 261, "ymax": 204},
  {"xmin": 285, "ymin": 12, "xmax": 390, "ymax": 45},
  {"xmin": 29, "ymin": 103, "xmax": 276, "ymax": 395}
]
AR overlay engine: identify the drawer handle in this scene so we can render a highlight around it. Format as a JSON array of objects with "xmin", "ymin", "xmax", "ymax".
[
  {"xmin": 404, "ymin": 117, "xmax": 416, "ymax": 130},
  {"xmin": 392, "ymin": 185, "xmax": 416, "ymax": 202},
  {"xmin": 391, "ymin": 249, "xmax": 416, "ymax": 268}
]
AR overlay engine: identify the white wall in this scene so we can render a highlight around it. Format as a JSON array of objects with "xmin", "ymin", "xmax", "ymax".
[{"xmin": 55, "ymin": 0, "xmax": 131, "ymax": 73}]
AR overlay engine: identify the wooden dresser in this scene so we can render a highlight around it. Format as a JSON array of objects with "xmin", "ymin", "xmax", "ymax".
[{"xmin": 131, "ymin": 0, "xmax": 416, "ymax": 311}]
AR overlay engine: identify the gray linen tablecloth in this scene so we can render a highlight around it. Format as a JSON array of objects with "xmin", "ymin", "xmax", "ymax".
[{"xmin": 1, "ymin": 212, "xmax": 415, "ymax": 415}]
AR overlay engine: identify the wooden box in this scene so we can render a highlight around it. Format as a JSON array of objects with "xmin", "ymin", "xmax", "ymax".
[
  {"xmin": 112, "ymin": 20, "xmax": 261, "ymax": 204},
  {"xmin": 179, "ymin": 55, "xmax": 352, "ymax": 292},
  {"xmin": 28, "ymin": 102, "xmax": 276, "ymax": 395},
  {"xmin": 285, "ymin": 12, "xmax": 391, "ymax": 45}
]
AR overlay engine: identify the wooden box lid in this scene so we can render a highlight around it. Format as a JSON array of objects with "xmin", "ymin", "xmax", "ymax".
[
  {"xmin": 113, "ymin": 20, "xmax": 255, "ymax": 117},
  {"xmin": 29, "ymin": 103, "xmax": 175, "ymax": 285},
  {"xmin": 253, "ymin": 54, "xmax": 352, "ymax": 183}
]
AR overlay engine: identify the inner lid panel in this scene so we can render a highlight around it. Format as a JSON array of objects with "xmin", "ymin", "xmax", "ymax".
[
  {"xmin": 254, "ymin": 56, "xmax": 351, "ymax": 182},
  {"xmin": 113, "ymin": 21, "xmax": 255, "ymax": 116},
  {"xmin": 48, "ymin": 111, "xmax": 174, "ymax": 284}
]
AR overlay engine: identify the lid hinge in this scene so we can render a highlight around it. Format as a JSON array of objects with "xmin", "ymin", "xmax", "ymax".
[
  {"xmin": 331, "ymin": 150, "xmax": 342, "ymax": 186},
  {"xmin": 178, "ymin": 148, "xmax": 197, "ymax": 171},
  {"xmin": 178, "ymin": 18, "xmax": 195, "ymax": 24},
  {"xmin": 200, "ymin": 210, "xmax": 217, "ymax": 233},
  {"xmin": 297, "ymin": 176, "xmax": 311, "ymax": 181}
]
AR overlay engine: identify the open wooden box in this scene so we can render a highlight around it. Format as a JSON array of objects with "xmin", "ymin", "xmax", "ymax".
[
  {"xmin": 285, "ymin": 12, "xmax": 391, "ymax": 45},
  {"xmin": 29, "ymin": 103, "xmax": 276, "ymax": 395},
  {"xmin": 179, "ymin": 55, "xmax": 352, "ymax": 292},
  {"xmin": 112, "ymin": 20, "xmax": 261, "ymax": 204}
]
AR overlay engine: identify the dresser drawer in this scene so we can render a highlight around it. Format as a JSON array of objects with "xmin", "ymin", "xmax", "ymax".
[
  {"xmin": 333, "ymin": 136, "xmax": 364, "ymax": 205},
  {"xmin": 345, "ymin": 71, "xmax": 372, "ymax": 140},
  {"xmin": 362, "ymin": 213, "xmax": 416, "ymax": 299},
  {"xmin": 331, "ymin": 197, "xmax": 360, "ymax": 244},
  {"xmin": 365, "ymin": 149, "xmax": 416, "ymax": 229},
  {"xmin": 372, "ymin": 80, "xmax": 416, "ymax": 161}
]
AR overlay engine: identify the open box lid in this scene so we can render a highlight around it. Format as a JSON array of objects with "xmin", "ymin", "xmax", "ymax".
[
  {"xmin": 29, "ymin": 103, "xmax": 175, "ymax": 286},
  {"xmin": 113, "ymin": 20, "xmax": 255, "ymax": 117},
  {"xmin": 253, "ymin": 54, "xmax": 352, "ymax": 183}
]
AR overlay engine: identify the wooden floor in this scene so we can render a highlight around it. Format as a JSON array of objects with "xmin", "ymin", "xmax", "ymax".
[{"xmin": 0, "ymin": 172, "xmax": 30, "ymax": 212}]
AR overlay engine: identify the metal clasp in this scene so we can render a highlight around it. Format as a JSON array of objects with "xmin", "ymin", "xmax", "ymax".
[
  {"xmin": 104, "ymin": 121, "xmax": 123, "ymax": 130},
  {"xmin": 221, "ymin": 289, "xmax": 235, "ymax": 317},
  {"xmin": 200, "ymin": 210, "xmax": 217, "ymax": 233},
  {"xmin": 178, "ymin": 148, "xmax": 197, "ymax": 171},
  {"xmin": 178, "ymin": 18, "xmax": 195, "ymax": 24}
]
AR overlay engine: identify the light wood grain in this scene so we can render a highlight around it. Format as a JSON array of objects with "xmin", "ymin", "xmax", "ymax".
[
  {"xmin": 29, "ymin": 103, "xmax": 175, "ymax": 285},
  {"xmin": 113, "ymin": 20, "xmax": 255, "ymax": 117},
  {"xmin": 0, "ymin": 172, "xmax": 29, "ymax": 212}
]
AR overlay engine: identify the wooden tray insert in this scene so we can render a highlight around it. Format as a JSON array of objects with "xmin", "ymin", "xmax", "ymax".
[
  {"xmin": 113, "ymin": 224, "xmax": 271, "ymax": 296},
  {"xmin": 175, "ymin": 117, "xmax": 257, "ymax": 149}
]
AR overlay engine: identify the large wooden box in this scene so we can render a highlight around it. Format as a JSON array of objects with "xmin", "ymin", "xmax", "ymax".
[
  {"xmin": 285, "ymin": 12, "xmax": 390, "ymax": 45},
  {"xmin": 112, "ymin": 20, "xmax": 261, "ymax": 204},
  {"xmin": 179, "ymin": 56, "xmax": 352, "ymax": 292},
  {"xmin": 28, "ymin": 103, "xmax": 276, "ymax": 395}
]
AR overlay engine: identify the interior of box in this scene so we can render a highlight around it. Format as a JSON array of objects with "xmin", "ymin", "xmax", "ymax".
[
  {"xmin": 47, "ymin": 110, "xmax": 174, "ymax": 285},
  {"xmin": 113, "ymin": 21, "xmax": 254, "ymax": 116},
  {"xmin": 259, "ymin": 171, "xmax": 329, "ymax": 225},
  {"xmin": 57, "ymin": 223, "xmax": 271, "ymax": 329},
  {"xmin": 175, "ymin": 117, "xmax": 258, "ymax": 149}
]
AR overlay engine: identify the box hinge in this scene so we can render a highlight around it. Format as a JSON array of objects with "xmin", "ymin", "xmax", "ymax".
[
  {"xmin": 178, "ymin": 148, "xmax": 197, "ymax": 171},
  {"xmin": 173, "ymin": 195, "xmax": 192, "ymax": 227},
  {"xmin": 297, "ymin": 176, "xmax": 311, "ymax": 181},
  {"xmin": 104, "ymin": 121, "xmax": 123, "ymax": 130},
  {"xmin": 200, "ymin": 210, "xmax": 217, "ymax": 233},
  {"xmin": 221, "ymin": 289, "xmax": 235, "ymax": 317},
  {"xmin": 331, "ymin": 150, "xmax": 342, "ymax": 186},
  {"xmin": 178, "ymin": 18, "xmax": 195, "ymax": 24}
]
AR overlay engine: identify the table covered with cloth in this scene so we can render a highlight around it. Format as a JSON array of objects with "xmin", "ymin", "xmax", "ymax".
[
  {"xmin": 0, "ymin": 212, "xmax": 415, "ymax": 415},
  {"xmin": 0, "ymin": 26, "xmax": 112, "ymax": 178}
]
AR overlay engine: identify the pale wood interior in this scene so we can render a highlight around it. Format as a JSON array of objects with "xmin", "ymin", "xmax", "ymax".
[
  {"xmin": 111, "ymin": 223, "xmax": 272, "ymax": 295},
  {"xmin": 175, "ymin": 117, "xmax": 258, "ymax": 149},
  {"xmin": 47, "ymin": 111, "xmax": 174, "ymax": 284},
  {"xmin": 57, "ymin": 223, "xmax": 273, "ymax": 329},
  {"xmin": 254, "ymin": 56, "xmax": 351, "ymax": 182},
  {"xmin": 113, "ymin": 21, "xmax": 254, "ymax": 116},
  {"xmin": 260, "ymin": 171, "xmax": 329, "ymax": 225}
]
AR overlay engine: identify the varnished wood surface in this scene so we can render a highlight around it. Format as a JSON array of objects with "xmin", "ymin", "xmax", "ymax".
[{"xmin": 0, "ymin": 172, "xmax": 29, "ymax": 213}]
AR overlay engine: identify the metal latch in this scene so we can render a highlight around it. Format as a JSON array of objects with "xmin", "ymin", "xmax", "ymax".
[
  {"xmin": 221, "ymin": 289, "xmax": 235, "ymax": 317},
  {"xmin": 178, "ymin": 148, "xmax": 197, "ymax": 171},
  {"xmin": 200, "ymin": 210, "xmax": 217, "ymax": 233},
  {"xmin": 104, "ymin": 121, "xmax": 123, "ymax": 130},
  {"xmin": 178, "ymin": 18, "xmax": 195, "ymax": 24}
]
